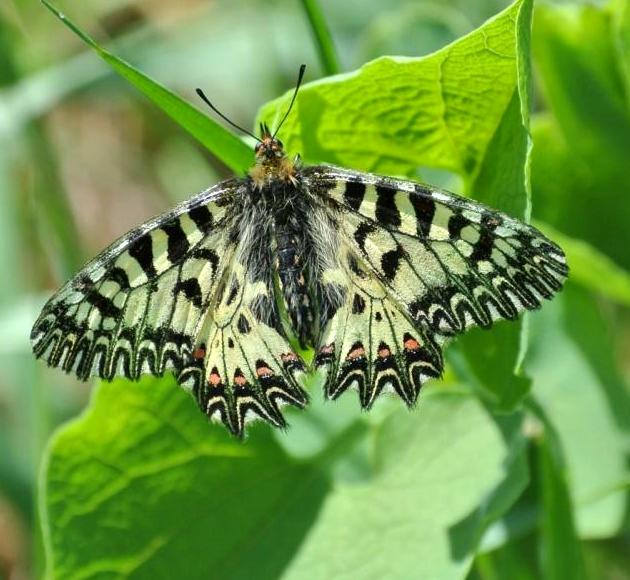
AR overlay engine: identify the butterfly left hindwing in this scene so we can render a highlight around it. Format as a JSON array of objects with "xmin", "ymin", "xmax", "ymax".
[{"xmin": 189, "ymin": 259, "xmax": 308, "ymax": 437}]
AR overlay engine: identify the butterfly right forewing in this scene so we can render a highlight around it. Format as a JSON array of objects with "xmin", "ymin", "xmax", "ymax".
[{"xmin": 306, "ymin": 165, "xmax": 567, "ymax": 340}]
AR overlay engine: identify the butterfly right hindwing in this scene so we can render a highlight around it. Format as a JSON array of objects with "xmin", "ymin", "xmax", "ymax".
[
  {"xmin": 316, "ymin": 245, "xmax": 443, "ymax": 408},
  {"xmin": 307, "ymin": 165, "xmax": 568, "ymax": 408}
]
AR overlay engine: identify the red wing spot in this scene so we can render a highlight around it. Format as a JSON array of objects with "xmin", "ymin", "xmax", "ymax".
[
  {"xmin": 256, "ymin": 366, "xmax": 274, "ymax": 378},
  {"xmin": 319, "ymin": 344, "xmax": 335, "ymax": 355},
  {"xmin": 193, "ymin": 347, "xmax": 206, "ymax": 360},
  {"xmin": 378, "ymin": 346, "xmax": 391, "ymax": 359},
  {"xmin": 281, "ymin": 352, "xmax": 299, "ymax": 363},
  {"xmin": 404, "ymin": 337, "xmax": 421, "ymax": 351},
  {"xmin": 234, "ymin": 374, "xmax": 247, "ymax": 387},
  {"xmin": 209, "ymin": 368, "xmax": 222, "ymax": 386},
  {"xmin": 346, "ymin": 346, "xmax": 366, "ymax": 361}
]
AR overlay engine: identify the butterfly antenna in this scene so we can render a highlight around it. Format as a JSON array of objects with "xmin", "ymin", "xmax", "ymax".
[
  {"xmin": 273, "ymin": 64, "xmax": 306, "ymax": 139},
  {"xmin": 195, "ymin": 88, "xmax": 260, "ymax": 142}
]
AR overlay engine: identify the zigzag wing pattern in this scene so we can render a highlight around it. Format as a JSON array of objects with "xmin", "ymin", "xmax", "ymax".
[
  {"xmin": 180, "ymin": 261, "xmax": 308, "ymax": 437},
  {"xmin": 314, "ymin": 247, "xmax": 443, "ymax": 409},
  {"xmin": 30, "ymin": 180, "xmax": 240, "ymax": 382},
  {"xmin": 306, "ymin": 166, "xmax": 568, "ymax": 342}
]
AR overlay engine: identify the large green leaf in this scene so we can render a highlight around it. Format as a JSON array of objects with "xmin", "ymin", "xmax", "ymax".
[
  {"xmin": 258, "ymin": 0, "xmax": 531, "ymax": 182},
  {"xmin": 42, "ymin": 376, "xmax": 330, "ymax": 580},
  {"xmin": 42, "ymin": 380, "xmax": 528, "ymax": 580},
  {"xmin": 281, "ymin": 391, "xmax": 528, "ymax": 580},
  {"xmin": 41, "ymin": 0, "xmax": 253, "ymax": 174}
]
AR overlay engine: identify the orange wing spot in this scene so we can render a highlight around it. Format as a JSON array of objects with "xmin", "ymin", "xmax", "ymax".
[
  {"xmin": 378, "ymin": 346, "xmax": 391, "ymax": 359},
  {"xmin": 319, "ymin": 344, "xmax": 335, "ymax": 355},
  {"xmin": 209, "ymin": 370, "xmax": 222, "ymax": 386},
  {"xmin": 234, "ymin": 374, "xmax": 247, "ymax": 387},
  {"xmin": 193, "ymin": 347, "xmax": 206, "ymax": 360},
  {"xmin": 404, "ymin": 337, "xmax": 420, "ymax": 351},
  {"xmin": 256, "ymin": 366, "xmax": 274, "ymax": 378},
  {"xmin": 346, "ymin": 346, "xmax": 366, "ymax": 361}
]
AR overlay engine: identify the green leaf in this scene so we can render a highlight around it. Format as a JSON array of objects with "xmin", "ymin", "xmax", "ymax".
[
  {"xmin": 41, "ymin": 382, "xmax": 528, "ymax": 580},
  {"xmin": 258, "ymin": 0, "xmax": 533, "ymax": 181},
  {"xmin": 527, "ymin": 399, "xmax": 587, "ymax": 580},
  {"xmin": 473, "ymin": 536, "xmax": 540, "ymax": 580},
  {"xmin": 532, "ymin": 3, "xmax": 630, "ymax": 271},
  {"xmin": 537, "ymin": 432, "xmax": 587, "ymax": 580},
  {"xmin": 41, "ymin": 0, "xmax": 253, "ymax": 175},
  {"xmin": 41, "ymin": 376, "xmax": 329, "ymax": 580},
  {"xmin": 280, "ymin": 391, "xmax": 528, "ymax": 580},
  {"xmin": 526, "ymin": 285, "xmax": 629, "ymax": 538}
]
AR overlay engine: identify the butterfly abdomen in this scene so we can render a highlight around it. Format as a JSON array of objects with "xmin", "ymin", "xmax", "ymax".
[{"xmin": 273, "ymin": 215, "xmax": 315, "ymax": 348}]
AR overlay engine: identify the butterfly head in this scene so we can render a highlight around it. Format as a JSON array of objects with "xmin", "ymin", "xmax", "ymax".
[{"xmin": 254, "ymin": 123, "xmax": 285, "ymax": 162}]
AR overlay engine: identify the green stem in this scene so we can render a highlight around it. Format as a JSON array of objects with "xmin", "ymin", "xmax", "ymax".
[
  {"xmin": 524, "ymin": 396, "xmax": 587, "ymax": 580},
  {"xmin": 298, "ymin": 0, "xmax": 341, "ymax": 76}
]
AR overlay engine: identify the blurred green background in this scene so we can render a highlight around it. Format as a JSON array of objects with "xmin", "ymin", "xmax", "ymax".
[{"xmin": 1, "ymin": 0, "xmax": 629, "ymax": 578}]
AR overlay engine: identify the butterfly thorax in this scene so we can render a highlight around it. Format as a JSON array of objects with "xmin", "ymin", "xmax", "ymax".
[{"xmin": 249, "ymin": 135, "xmax": 299, "ymax": 190}]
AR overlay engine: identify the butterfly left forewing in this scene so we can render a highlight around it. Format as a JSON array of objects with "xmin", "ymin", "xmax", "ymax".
[{"xmin": 31, "ymin": 179, "xmax": 239, "ymax": 381}]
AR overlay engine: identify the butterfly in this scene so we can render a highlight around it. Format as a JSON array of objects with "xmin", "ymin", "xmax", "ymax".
[{"xmin": 31, "ymin": 66, "xmax": 568, "ymax": 437}]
